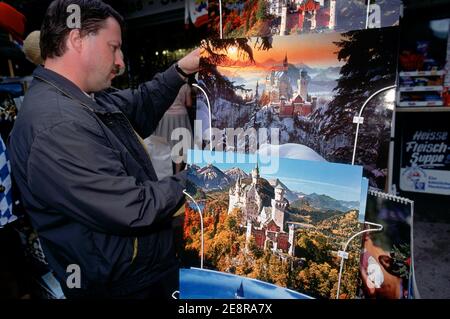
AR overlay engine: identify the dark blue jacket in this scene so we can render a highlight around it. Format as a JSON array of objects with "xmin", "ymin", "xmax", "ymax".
[{"xmin": 8, "ymin": 65, "xmax": 187, "ymax": 297}]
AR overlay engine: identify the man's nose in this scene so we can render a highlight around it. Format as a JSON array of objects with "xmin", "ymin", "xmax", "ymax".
[{"xmin": 115, "ymin": 49, "xmax": 125, "ymax": 74}]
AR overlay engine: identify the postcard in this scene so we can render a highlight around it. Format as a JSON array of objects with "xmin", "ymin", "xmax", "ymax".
[
  {"xmin": 359, "ymin": 189, "xmax": 413, "ymax": 299},
  {"xmin": 181, "ymin": 150, "xmax": 366, "ymax": 298},
  {"xmin": 198, "ymin": 27, "xmax": 398, "ymax": 188},
  {"xmin": 208, "ymin": 0, "xmax": 401, "ymax": 38}
]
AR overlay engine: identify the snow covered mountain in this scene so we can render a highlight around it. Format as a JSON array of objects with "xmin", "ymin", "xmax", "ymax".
[
  {"xmin": 188, "ymin": 165, "xmax": 359, "ymax": 212},
  {"xmin": 312, "ymin": 67, "xmax": 341, "ymax": 81},
  {"xmin": 291, "ymin": 193, "xmax": 359, "ymax": 213},
  {"xmin": 188, "ymin": 164, "xmax": 232, "ymax": 191},
  {"xmin": 224, "ymin": 167, "xmax": 249, "ymax": 181}
]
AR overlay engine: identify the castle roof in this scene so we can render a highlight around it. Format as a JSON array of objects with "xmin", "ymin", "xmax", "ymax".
[
  {"xmin": 292, "ymin": 94, "xmax": 305, "ymax": 103},
  {"xmin": 300, "ymin": 0, "xmax": 321, "ymax": 12},
  {"xmin": 265, "ymin": 219, "xmax": 281, "ymax": 232},
  {"xmin": 260, "ymin": 207, "xmax": 272, "ymax": 223}
]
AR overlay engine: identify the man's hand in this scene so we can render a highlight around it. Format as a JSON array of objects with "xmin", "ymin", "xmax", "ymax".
[{"xmin": 177, "ymin": 48, "xmax": 200, "ymax": 76}]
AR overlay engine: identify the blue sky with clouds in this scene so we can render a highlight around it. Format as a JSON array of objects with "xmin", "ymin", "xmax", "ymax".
[{"xmin": 188, "ymin": 150, "xmax": 363, "ymax": 203}]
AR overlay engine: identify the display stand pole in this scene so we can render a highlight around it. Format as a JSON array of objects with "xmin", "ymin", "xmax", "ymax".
[
  {"xmin": 336, "ymin": 221, "xmax": 383, "ymax": 299},
  {"xmin": 219, "ymin": 0, "xmax": 223, "ymax": 39},
  {"xmin": 387, "ymin": 110, "xmax": 397, "ymax": 192},
  {"xmin": 184, "ymin": 190, "xmax": 204, "ymax": 269},
  {"xmin": 365, "ymin": 0, "xmax": 371, "ymax": 29},
  {"xmin": 351, "ymin": 85, "xmax": 397, "ymax": 165},
  {"xmin": 409, "ymin": 200, "xmax": 419, "ymax": 298},
  {"xmin": 192, "ymin": 83, "xmax": 213, "ymax": 151}
]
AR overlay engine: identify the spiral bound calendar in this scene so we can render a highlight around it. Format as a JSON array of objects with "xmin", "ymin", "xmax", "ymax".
[
  {"xmin": 359, "ymin": 188, "xmax": 415, "ymax": 299},
  {"xmin": 368, "ymin": 188, "xmax": 413, "ymax": 204}
]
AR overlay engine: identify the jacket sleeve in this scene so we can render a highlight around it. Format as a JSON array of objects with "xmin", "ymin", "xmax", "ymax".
[
  {"xmin": 97, "ymin": 65, "xmax": 185, "ymax": 139},
  {"xmin": 27, "ymin": 120, "xmax": 186, "ymax": 236}
]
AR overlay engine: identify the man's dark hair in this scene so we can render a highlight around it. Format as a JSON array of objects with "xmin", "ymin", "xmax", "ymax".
[{"xmin": 40, "ymin": 0, "xmax": 124, "ymax": 60}]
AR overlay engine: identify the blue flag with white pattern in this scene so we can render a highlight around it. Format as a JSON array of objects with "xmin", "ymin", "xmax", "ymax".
[{"xmin": 0, "ymin": 136, "xmax": 17, "ymax": 227}]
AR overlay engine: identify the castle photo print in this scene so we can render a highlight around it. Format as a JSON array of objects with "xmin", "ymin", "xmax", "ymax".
[
  {"xmin": 180, "ymin": 150, "xmax": 366, "ymax": 299},
  {"xmin": 207, "ymin": 0, "xmax": 401, "ymax": 38},
  {"xmin": 198, "ymin": 26, "xmax": 399, "ymax": 189}
]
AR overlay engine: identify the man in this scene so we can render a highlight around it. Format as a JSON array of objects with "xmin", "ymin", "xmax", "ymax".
[{"xmin": 8, "ymin": 0, "xmax": 199, "ymax": 298}]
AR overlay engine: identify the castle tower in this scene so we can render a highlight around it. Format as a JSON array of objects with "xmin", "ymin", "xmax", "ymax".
[
  {"xmin": 235, "ymin": 175, "xmax": 242, "ymax": 195},
  {"xmin": 265, "ymin": 74, "xmax": 273, "ymax": 99},
  {"xmin": 251, "ymin": 163, "xmax": 259, "ymax": 185},
  {"xmin": 275, "ymin": 184, "xmax": 285, "ymax": 201},
  {"xmin": 288, "ymin": 224, "xmax": 295, "ymax": 256},
  {"xmin": 245, "ymin": 220, "xmax": 253, "ymax": 251},
  {"xmin": 283, "ymin": 53, "xmax": 288, "ymax": 70},
  {"xmin": 271, "ymin": 184, "xmax": 287, "ymax": 229},
  {"xmin": 270, "ymin": 0, "xmax": 283, "ymax": 16},
  {"xmin": 228, "ymin": 175, "xmax": 244, "ymax": 214},
  {"xmin": 329, "ymin": 0, "xmax": 336, "ymax": 29},
  {"xmin": 298, "ymin": 69, "xmax": 309, "ymax": 101},
  {"xmin": 279, "ymin": 54, "xmax": 293, "ymax": 101},
  {"xmin": 270, "ymin": 70, "xmax": 276, "ymax": 85},
  {"xmin": 311, "ymin": 7, "xmax": 317, "ymax": 29},
  {"xmin": 280, "ymin": 5, "xmax": 288, "ymax": 35}
]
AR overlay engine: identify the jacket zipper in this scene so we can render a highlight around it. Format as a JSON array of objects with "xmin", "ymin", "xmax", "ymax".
[{"xmin": 131, "ymin": 237, "xmax": 138, "ymax": 264}]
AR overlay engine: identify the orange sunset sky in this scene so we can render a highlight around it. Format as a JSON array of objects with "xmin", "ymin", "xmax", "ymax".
[{"xmin": 213, "ymin": 32, "xmax": 345, "ymax": 81}]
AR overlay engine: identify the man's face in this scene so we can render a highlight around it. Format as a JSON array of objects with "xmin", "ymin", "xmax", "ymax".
[{"xmin": 81, "ymin": 17, "xmax": 124, "ymax": 92}]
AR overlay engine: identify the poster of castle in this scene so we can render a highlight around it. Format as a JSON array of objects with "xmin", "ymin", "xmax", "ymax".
[
  {"xmin": 208, "ymin": 0, "xmax": 401, "ymax": 38},
  {"xmin": 199, "ymin": 27, "xmax": 399, "ymax": 189},
  {"xmin": 182, "ymin": 150, "xmax": 366, "ymax": 298}
]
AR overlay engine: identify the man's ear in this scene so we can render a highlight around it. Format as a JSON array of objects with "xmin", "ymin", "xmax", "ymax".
[{"xmin": 66, "ymin": 29, "xmax": 83, "ymax": 53}]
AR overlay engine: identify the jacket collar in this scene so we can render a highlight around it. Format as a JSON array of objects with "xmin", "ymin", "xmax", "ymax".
[{"xmin": 32, "ymin": 65, "xmax": 111, "ymax": 114}]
